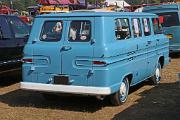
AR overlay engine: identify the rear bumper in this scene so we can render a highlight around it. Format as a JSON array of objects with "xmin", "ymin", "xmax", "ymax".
[{"xmin": 20, "ymin": 82, "xmax": 112, "ymax": 95}]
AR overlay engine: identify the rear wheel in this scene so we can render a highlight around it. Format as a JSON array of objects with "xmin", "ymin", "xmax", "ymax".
[
  {"xmin": 149, "ymin": 62, "xmax": 162, "ymax": 85},
  {"xmin": 110, "ymin": 77, "xmax": 129, "ymax": 106}
]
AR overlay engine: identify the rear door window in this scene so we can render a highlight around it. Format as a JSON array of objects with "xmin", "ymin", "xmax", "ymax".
[
  {"xmin": 157, "ymin": 12, "xmax": 180, "ymax": 27},
  {"xmin": 115, "ymin": 18, "xmax": 131, "ymax": 40},
  {"xmin": 68, "ymin": 21, "xmax": 91, "ymax": 42},
  {"xmin": 40, "ymin": 21, "xmax": 63, "ymax": 42}
]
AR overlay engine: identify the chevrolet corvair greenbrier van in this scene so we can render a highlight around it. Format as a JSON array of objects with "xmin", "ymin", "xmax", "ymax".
[{"xmin": 21, "ymin": 12, "xmax": 169, "ymax": 105}]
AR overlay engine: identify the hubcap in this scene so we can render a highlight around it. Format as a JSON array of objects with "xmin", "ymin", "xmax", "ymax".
[
  {"xmin": 119, "ymin": 80, "xmax": 128, "ymax": 101},
  {"xmin": 155, "ymin": 67, "xmax": 160, "ymax": 82}
]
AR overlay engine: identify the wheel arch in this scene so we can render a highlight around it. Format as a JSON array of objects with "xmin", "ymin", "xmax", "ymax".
[
  {"xmin": 121, "ymin": 73, "xmax": 133, "ymax": 86},
  {"xmin": 159, "ymin": 56, "xmax": 165, "ymax": 68}
]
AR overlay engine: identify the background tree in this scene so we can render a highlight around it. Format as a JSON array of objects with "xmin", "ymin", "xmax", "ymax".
[{"xmin": 0, "ymin": 0, "xmax": 178, "ymax": 11}]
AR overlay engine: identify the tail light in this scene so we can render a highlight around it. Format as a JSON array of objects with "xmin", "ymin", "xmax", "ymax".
[
  {"xmin": 21, "ymin": 58, "xmax": 33, "ymax": 63},
  {"xmin": 166, "ymin": 34, "xmax": 173, "ymax": 39},
  {"xmin": 93, "ymin": 61, "xmax": 107, "ymax": 66}
]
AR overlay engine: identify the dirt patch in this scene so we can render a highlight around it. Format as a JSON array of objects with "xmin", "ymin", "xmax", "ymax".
[{"xmin": 0, "ymin": 58, "xmax": 180, "ymax": 120}]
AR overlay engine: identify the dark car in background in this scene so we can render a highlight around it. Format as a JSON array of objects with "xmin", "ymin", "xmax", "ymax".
[{"xmin": 0, "ymin": 15, "xmax": 30, "ymax": 75}]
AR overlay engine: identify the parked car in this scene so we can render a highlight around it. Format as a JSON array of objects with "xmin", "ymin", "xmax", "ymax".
[
  {"xmin": 21, "ymin": 12, "xmax": 169, "ymax": 105},
  {"xmin": 0, "ymin": 15, "xmax": 30, "ymax": 75},
  {"xmin": 143, "ymin": 4, "xmax": 180, "ymax": 53}
]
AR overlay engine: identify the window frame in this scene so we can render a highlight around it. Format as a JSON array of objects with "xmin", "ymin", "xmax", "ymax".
[
  {"xmin": 115, "ymin": 18, "xmax": 131, "ymax": 40},
  {"xmin": 142, "ymin": 18, "xmax": 151, "ymax": 36},
  {"xmin": 40, "ymin": 20, "xmax": 63, "ymax": 42},
  {"xmin": 132, "ymin": 18, "xmax": 142, "ymax": 38}
]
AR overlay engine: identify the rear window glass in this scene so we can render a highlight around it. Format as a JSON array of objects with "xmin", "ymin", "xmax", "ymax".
[
  {"xmin": 7, "ymin": 17, "xmax": 29, "ymax": 38},
  {"xmin": 40, "ymin": 21, "xmax": 63, "ymax": 42},
  {"xmin": 69, "ymin": 21, "xmax": 91, "ymax": 42},
  {"xmin": 157, "ymin": 12, "xmax": 180, "ymax": 27}
]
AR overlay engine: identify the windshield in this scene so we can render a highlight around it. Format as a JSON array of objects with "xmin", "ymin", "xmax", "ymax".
[
  {"xmin": 156, "ymin": 12, "xmax": 180, "ymax": 27},
  {"xmin": 7, "ymin": 16, "xmax": 30, "ymax": 38}
]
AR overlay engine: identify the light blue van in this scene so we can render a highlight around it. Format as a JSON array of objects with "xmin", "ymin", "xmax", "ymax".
[
  {"xmin": 143, "ymin": 4, "xmax": 180, "ymax": 53},
  {"xmin": 21, "ymin": 12, "xmax": 169, "ymax": 105}
]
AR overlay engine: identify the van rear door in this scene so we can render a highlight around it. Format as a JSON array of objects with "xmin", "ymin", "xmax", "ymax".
[
  {"xmin": 32, "ymin": 19, "xmax": 65, "ymax": 76},
  {"xmin": 61, "ymin": 18, "xmax": 94, "ymax": 85}
]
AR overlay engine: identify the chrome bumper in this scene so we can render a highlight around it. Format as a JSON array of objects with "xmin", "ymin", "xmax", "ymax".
[{"xmin": 20, "ymin": 82, "xmax": 112, "ymax": 95}]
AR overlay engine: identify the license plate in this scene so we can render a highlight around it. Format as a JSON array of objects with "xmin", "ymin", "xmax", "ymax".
[{"xmin": 54, "ymin": 76, "xmax": 69, "ymax": 85}]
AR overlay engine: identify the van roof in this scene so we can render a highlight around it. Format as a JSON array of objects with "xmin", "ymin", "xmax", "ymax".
[
  {"xmin": 36, "ymin": 12, "xmax": 156, "ymax": 18},
  {"xmin": 143, "ymin": 4, "xmax": 180, "ymax": 12}
]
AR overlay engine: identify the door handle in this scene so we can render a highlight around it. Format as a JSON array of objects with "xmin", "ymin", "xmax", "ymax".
[{"xmin": 62, "ymin": 46, "xmax": 72, "ymax": 51}]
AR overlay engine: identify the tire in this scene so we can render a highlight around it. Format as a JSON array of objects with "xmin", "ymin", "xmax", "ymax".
[
  {"xmin": 110, "ymin": 77, "xmax": 130, "ymax": 106},
  {"xmin": 149, "ymin": 62, "xmax": 162, "ymax": 85}
]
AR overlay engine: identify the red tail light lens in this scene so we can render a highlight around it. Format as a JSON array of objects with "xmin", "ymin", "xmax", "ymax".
[
  {"xmin": 21, "ymin": 58, "xmax": 33, "ymax": 63},
  {"xmin": 93, "ymin": 61, "xmax": 106, "ymax": 65}
]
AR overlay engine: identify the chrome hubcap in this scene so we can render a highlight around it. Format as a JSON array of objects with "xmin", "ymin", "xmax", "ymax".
[
  {"xmin": 119, "ymin": 80, "xmax": 128, "ymax": 101},
  {"xmin": 155, "ymin": 67, "xmax": 160, "ymax": 82}
]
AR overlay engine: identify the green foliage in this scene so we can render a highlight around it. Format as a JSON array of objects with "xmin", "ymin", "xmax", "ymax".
[{"xmin": 0, "ymin": 0, "xmax": 36, "ymax": 11}]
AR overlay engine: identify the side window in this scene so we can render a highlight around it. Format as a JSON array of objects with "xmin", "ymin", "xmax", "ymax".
[
  {"xmin": 115, "ymin": 18, "xmax": 131, "ymax": 40},
  {"xmin": 152, "ymin": 18, "xmax": 162, "ymax": 34},
  {"xmin": 142, "ymin": 18, "xmax": 151, "ymax": 36},
  {"xmin": 40, "ymin": 21, "xmax": 63, "ymax": 42},
  {"xmin": 69, "ymin": 21, "xmax": 91, "ymax": 42},
  {"xmin": 132, "ymin": 18, "xmax": 142, "ymax": 38},
  {"xmin": 7, "ymin": 17, "xmax": 29, "ymax": 38}
]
